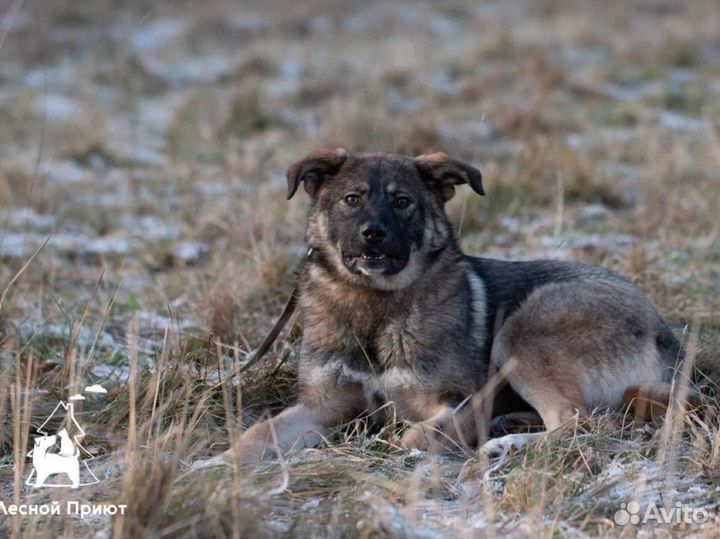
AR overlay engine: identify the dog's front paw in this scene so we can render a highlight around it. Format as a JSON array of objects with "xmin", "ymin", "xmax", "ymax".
[
  {"xmin": 401, "ymin": 422, "xmax": 466, "ymax": 454},
  {"xmin": 190, "ymin": 454, "xmax": 233, "ymax": 472},
  {"xmin": 227, "ymin": 438, "xmax": 277, "ymax": 465},
  {"xmin": 401, "ymin": 424, "xmax": 432, "ymax": 451},
  {"xmin": 191, "ymin": 444, "xmax": 273, "ymax": 472}
]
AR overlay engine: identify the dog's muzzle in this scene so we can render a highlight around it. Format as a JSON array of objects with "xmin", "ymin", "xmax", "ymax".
[{"xmin": 342, "ymin": 250, "xmax": 408, "ymax": 275}]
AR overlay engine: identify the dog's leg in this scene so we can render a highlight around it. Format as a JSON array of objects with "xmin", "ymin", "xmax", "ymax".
[
  {"xmin": 489, "ymin": 411, "xmax": 543, "ymax": 436},
  {"xmin": 623, "ymin": 382, "xmax": 702, "ymax": 422},
  {"xmin": 480, "ymin": 387, "xmax": 584, "ymax": 458},
  {"xmin": 220, "ymin": 372, "xmax": 365, "ymax": 465},
  {"xmin": 480, "ymin": 309, "xmax": 590, "ymax": 458},
  {"xmin": 400, "ymin": 395, "xmax": 492, "ymax": 454},
  {"xmin": 227, "ymin": 403, "xmax": 339, "ymax": 464},
  {"xmin": 479, "ymin": 278, "xmax": 676, "ymax": 458},
  {"xmin": 479, "ymin": 377, "xmax": 587, "ymax": 458},
  {"xmin": 480, "ymin": 400, "xmax": 584, "ymax": 457},
  {"xmin": 401, "ymin": 404, "xmax": 459, "ymax": 452}
]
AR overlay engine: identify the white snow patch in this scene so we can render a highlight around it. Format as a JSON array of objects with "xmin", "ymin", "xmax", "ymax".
[
  {"xmin": 173, "ymin": 241, "xmax": 209, "ymax": 263},
  {"xmin": 119, "ymin": 215, "xmax": 182, "ymax": 241},
  {"xmin": 129, "ymin": 19, "xmax": 188, "ymax": 53},
  {"xmin": 142, "ymin": 54, "xmax": 241, "ymax": 86},
  {"xmin": 83, "ymin": 236, "xmax": 133, "ymax": 256},
  {"xmin": 36, "ymin": 94, "xmax": 83, "ymax": 122},
  {"xmin": 42, "ymin": 159, "xmax": 89, "ymax": 183},
  {"xmin": 658, "ymin": 110, "xmax": 710, "ymax": 133},
  {"xmin": 3, "ymin": 208, "xmax": 56, "ymax": 231}
]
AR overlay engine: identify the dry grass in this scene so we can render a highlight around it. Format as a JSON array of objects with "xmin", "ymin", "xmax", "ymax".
[{"xmin": 1, "ymin": 0, "xmax": 720, "ymax": 537}]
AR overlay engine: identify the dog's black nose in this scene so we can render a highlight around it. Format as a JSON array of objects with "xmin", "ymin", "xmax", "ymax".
[{"xmin": 360, "ymin": 222, "xmax": 388, "ymax": 243}]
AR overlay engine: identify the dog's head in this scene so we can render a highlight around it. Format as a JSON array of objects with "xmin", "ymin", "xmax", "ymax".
[
  {"xmin": 34, "ymin": 435, "xmax": 57, "ymax": 448},
  {"xmin": 287, "ymin": 149, "xmax": 483, "ymax": 290}
]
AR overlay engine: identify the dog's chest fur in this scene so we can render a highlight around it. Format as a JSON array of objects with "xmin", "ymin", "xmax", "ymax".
[{"xmin": 297, "ymin": 254, "xmax": 489, "ymax": 413}]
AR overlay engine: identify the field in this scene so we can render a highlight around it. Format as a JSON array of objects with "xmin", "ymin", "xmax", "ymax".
[{"xmin": 1, "ymin": 0, "xmax": 719, "ymax": 537}]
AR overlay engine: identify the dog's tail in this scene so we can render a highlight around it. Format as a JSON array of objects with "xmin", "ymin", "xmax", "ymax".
[{"xmin": 623, "ymin": 382, "xmax": 703, "ymax": 422}]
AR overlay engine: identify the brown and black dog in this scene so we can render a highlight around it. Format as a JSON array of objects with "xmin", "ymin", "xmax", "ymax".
[{"xmin": 219, "ymin": 148, "xmax": 687, "ymax": 464}]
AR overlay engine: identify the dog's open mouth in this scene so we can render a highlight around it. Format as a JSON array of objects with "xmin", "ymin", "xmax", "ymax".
[{"xmin": 342, "ymin": 250, "xmax": 408, "ymax": 275}]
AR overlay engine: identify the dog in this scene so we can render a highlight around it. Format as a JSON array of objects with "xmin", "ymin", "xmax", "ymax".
[
  {"xmin": 222, "ymin": 148, "xmax": 687, "ymax": 464},
  {"xmin": 31, "ymin": 434, "xmax": 80, "ymax": 488}
]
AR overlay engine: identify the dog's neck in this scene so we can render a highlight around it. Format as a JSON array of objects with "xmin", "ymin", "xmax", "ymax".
[
  {"xmin": 297, "ymin": 242, "xmax": 472, "ymax": 374},
  {"xmin": 298, "ymin": 243, "xmax": 466, "ymax": 319}
]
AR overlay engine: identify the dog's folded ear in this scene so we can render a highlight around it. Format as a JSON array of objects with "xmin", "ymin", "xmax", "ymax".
[
  {"xmin": 414, "ymin": 152, "xmax": 484, "ymax": 201},
  {"xmin": 286, "ymin": 147, "xmax": 348, "ymax": 199}
]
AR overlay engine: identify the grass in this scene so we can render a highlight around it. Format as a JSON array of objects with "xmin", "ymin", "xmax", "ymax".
[{"xmin": 1, "ymin": 0, "xmax": 719, "ymax": 537}]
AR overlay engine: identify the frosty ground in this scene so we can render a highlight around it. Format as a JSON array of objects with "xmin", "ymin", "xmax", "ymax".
[{"xmin": 1, "ymin": 0, "xmax": 719, "ymax": 537}]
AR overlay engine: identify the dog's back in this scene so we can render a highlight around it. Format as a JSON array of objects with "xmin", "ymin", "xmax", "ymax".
[{"xmin": 470, "ymin": 256, "xmax": 682, "ymax": 372}]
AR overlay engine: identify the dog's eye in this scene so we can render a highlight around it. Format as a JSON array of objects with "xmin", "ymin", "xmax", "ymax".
[
  {"xmin": 344, "ymin": 194, "xmax": 360, "ymax": 206},
  {"xmin": 394, "ymin": 196, "xmax": 411, "ymax": 210}
]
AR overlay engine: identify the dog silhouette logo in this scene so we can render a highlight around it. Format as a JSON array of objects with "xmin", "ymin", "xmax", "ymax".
[{"xmin": 25, "ymin": 400, "xmax": 101, "ymax": 488}]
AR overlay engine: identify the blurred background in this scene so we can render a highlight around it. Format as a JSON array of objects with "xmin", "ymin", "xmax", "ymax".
[{"xmin": 1, "ymin": 1, "xmax": 719, "ymax": 537}]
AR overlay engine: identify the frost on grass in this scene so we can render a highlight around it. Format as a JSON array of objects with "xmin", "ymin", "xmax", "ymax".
[{"xmin": 1, "ymin": 0, "xmax": 719, "ymax": 538}]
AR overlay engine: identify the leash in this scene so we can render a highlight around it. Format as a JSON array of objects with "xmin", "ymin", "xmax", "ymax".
[
  {"xmin": 236, "ymin": 248, "xmax": 313, "ymax": 374},
  {"xmin": 238, "ymin": 288, "xmax": 298, "ymax": 373}
]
